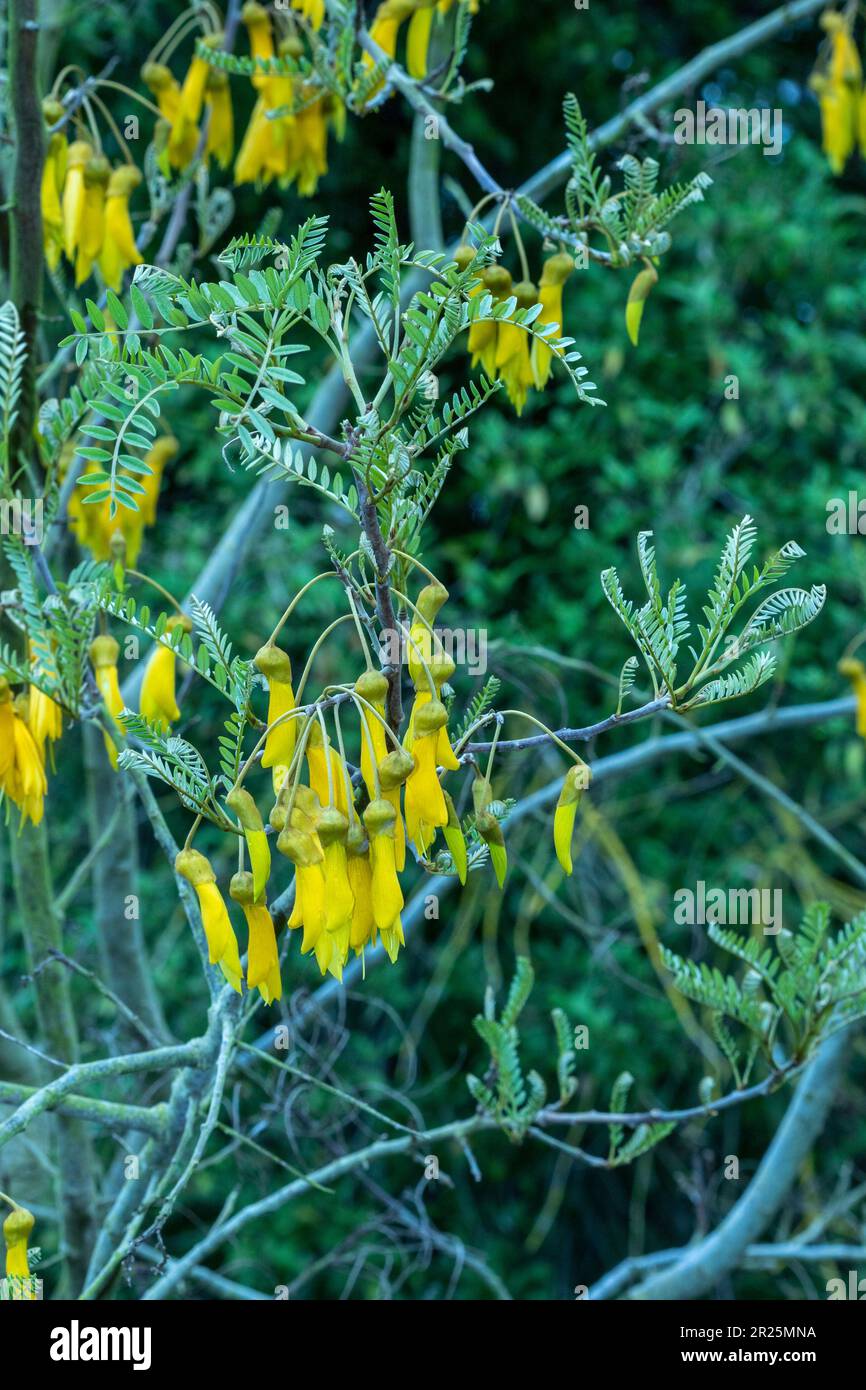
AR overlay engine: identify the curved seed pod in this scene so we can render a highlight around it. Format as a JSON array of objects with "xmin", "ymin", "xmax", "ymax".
[
  {"xmin": 476, "ymin": 809, "xmax": 507, "ymax": 888},
  {"xmin": 553, "ymin": 762, "xmax": 591, "ymax": 875}
]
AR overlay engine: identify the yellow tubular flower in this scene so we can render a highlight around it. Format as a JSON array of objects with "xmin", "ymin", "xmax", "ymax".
[
  {"xmin": 347, "ymin": 824, "xmax": 374, "ymax": 953},
  {"xmin": 839, "ymin": 657, "xmax": 866, "ymax": 738},
  {"xmin": 89, "ymin": 634, "xmax": 125, "ymax": 768},
  {"xmin": 3, "ymin": 1203, "xmax": 35, "ymax": 1292},
  {"xmin": 175, "ymin": 848, "xmax": 243, "ymax": 992},
  {"xmin": 169, "ymin": 34, "xmax": 220, "ymax": 162},
  {"xmin": 226, "ymin": 785, "xmax": 272, "ymax": 902},
  {"xmin": 29, "ymin": 684, "xmax": 63, "ymax": 757},
  {"xmin": 255, "ymin": 644, "xmax": 296, "ymax": 791},
  {"xmin": 363, "ymin": 799, "xmax": 405, "ymax": 958},
  {"xmin": 406, "ymin": 1, "xmax": 437, "ymax": 79},
  {"xmin": 75, "ymin": 155, "xmax": 109, "ymax": 287},
  {"xmin": 230, "ymin": 871, "xmax": 282, "ymax": 1004},
  {"xmin": 553, "ymin": 762, "xmax": 590, "ymax": 875},
  {"xmin": 367, "ymin": 0, "xmax": 414, "ymax": 62},
  {"xmin": 142, "ymin": 62, "xmax": 182, "ymax": 122},
  {"xmin": 277, "ymin": 825, "xmax": 329, "ymax": 971},
  {"xmin": 234, "ymin": 98, "xmax": 275, "ymax": 184},
  {"xmin": 1, "ymin": 690, "xmax": 48, "ymax": 827},
  {"xmin": 99, "ymin": 166, "xmax": 143, "ymax": 293},
  {"xmin": 468, "ymin": 266, "xmax": 512, "ymax": 378},
  {"xmin": 305, "ymin": 721, "xmax": 349, "ymax": 815},
  {"xmin": 140, "ymin": 614, "xmax": 190, "ymax": 733},
  {"xmin": 243, "ymin": 1, "xmax": 276, "ymax": 88},
  {"xmin": 318, "ymin": 807, "xmax": 355, "ymax": 979},
  {"xmin": 62, "ymin": 140, "xmax": 93, "ymax": 262},
  {"xmin": 404, "ymin": 698, "xmax": 449, "ymax": 849},
  {"xmin": 206, "ymin": 69, "xmax": 234, "ymax": 168},
  {"xmin": 356, "ymin": 669, "xmax": 390, "ymax": 798},
  {"xmin": 41, "ymin": 127, "xmax": 66, "ymax": 271},
  {"xmin": 495, "ymin": 279, "xmax": 537, "ymax": 415},
  {"xmin": 293, "ymin": 0, "xmax": 325, "ymax": 27},
  {"xmin": 378, "ymin": 746, "xmax": 414, "ymax": 872},
  {"xmin": 531, "ymin": 252, "xmax": 574, "ymax": 390}
]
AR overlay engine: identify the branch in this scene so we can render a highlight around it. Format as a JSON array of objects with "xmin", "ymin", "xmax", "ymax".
[{"xmin": 0, "ymin": 1080, "xmax": 168, "ymax": 1137}]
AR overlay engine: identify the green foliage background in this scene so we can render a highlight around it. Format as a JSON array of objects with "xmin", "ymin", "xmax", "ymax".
[{"xmin": 7, "ymin": 0, "xmax": 866, "ymax": 1298}]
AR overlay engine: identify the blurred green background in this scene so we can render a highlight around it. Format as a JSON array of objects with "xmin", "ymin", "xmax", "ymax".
[{"xmin": 5, "ymin": 0, "xmax": 866, "ymax": 1298}]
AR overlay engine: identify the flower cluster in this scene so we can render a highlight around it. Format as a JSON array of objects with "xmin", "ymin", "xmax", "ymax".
[
  {"xmin": 810, "ymin": 7, "xmax": 866, "ymax": 174},
  {"xmin": 84, "ymin": 567, "xmax": 589, "ymax": 999},
  {"xmin": 462, "ymin": 249, "xmax": 575, "ymax": 414},
  {"xmin": 366, "ymin": 0, "xmax": 478, "ymax": 82},
  {"xmin": 0, "ymin": 675, "xmax": 61, "ymax": 827},
  {"xmin": 232, "ymin": 1, "xmax": 343, "ymax": 195},
  {"xmin": 67, "ymin": 435, "xmax": 178, "ymax": 567},
  {"xmin": 41, "ymin": 99, "xmax": 144, "ymax": 292}
]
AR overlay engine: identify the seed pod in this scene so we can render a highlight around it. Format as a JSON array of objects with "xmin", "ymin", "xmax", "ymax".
[
  {"xmin": 553, "ymin": 763, "xmax": 591, "ymax": 876},
  {"xmin": 625, "ymin": 264, "xmax": 658, "ymax": 347},
  {"xmin": 472, "ymin": 776, "xmax": 493, "ymax": 815}
]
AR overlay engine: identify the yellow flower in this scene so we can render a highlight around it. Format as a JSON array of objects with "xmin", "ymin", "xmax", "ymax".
[
  {"xmin": 99, "ymin": 165, "xmax": 143, "ymax": 293},
  {"xmin": 205, "ymin": 69, "xmax": 234, "ymax": 168},
  {"xmin": 305, "ymin": 720, "xmax": 349, "ymax": 816},
  {"xmin": 468, "ymin": 265, "xmax": 511, "ymax": 378},
  {"xmin": 29, "ymin": 683, "xmax": 63, "ymax": 757},
  {"xmin": 531, "ymin": 252, "xmax": 574, "ymax": 391},
  {"xmin": 367, "ymin": 0, "xmax": 415, "ymax": 64},
  {"xmin": 169, "ymin": 35, "xmax": 221, "ymax": 164},
  {"xmin": 495, "ymin": 279, "xmax": 537, "ymax": 415},
  {"xmin": 75, "ymin": 155, "xmax": 110, "ymax": 287},
  {"xmin": 553, "ymin": 762, "xmax": 590, "ymax": 875},
  {"xmin": 61, "ymin": 140, "xmax": 93, "ymax": 263},
  {"xmin": 41, "ymin": 114, "xmax": 66, "ymax": 272},
  {"xmin": 356, "ymin": 669, "xmax": 390, "ymax": 799},
  {"xmin": 442, "ymin": 789, "xmax": 467, "ymax": 883},
  {"xmin": 293, "ymin": 0, "xmax": 325, "ymax": 27},
  {"xmin": 0, "ymin": 686, "xmax": 48, "ymax": 827},
  {"xmin": 378, "ymin": 746, "xmax": 414, "ymax": 871},
  {"xmin": 140, "ymin": 434, "xmax": 178, "ymax": 525},
  {"xmin": 810, "ymin": 11, "xmax": 862, "ymax": 173},
  {"xmin": 318, "ymin": 807, "xmax": 355, "ymax": 979},
  {"xmin": 406, "ymin": 0, "xmax": 437, "ymax": 79},
  {"xmin": 227, "ymin": 784, "xmax": 271, "ymax": 902},
  {"xmin": 230, "ymin": 871, "xmax": 282, "ymax": 1003},
  {"xmin": 277, "ymin": 824, "xmax": 330, "ymax": 973},
  {"xmin": 175, "ymin": 848, "xmax": 243, "ymax": 992},
  {"xmin": 256, "ymin": 644, "xmax": 296, "ymax": 791},
  {"xmin": 3, "ymin": 1202, "xmax": 35, "ymax": 1294},
  {"xmin": 625, "ymin": 264, "xmax": 658, "ymax": 348},
  {"xmin": 363, "ymin": 798, "xmax": 405, "ymax": 961},
  {"xmin": 89, "ymin": 634, "xmax": 125, "ymax": 768},
  {"xmin": 347, "ymin": 823, "xmax": 375, "ymax": 953},
  {"xmin": 140, "ymin": 615, "xmax": 190, "ymax": 733},
  {"xmin": 243, "ymin": 1, "xmax": 275, "ymax": 82}
]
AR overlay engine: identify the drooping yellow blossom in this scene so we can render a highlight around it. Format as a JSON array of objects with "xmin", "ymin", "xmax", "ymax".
[
  {"xmin": 227, "ymin": 784, "xmax": 271, "ymax": 903},
  {"xmin": 531, "ymin": 252, "xmax": 574, "ymax": 390},
  {"xmin": 305, "ymin": 720, "xmax": 349, "ymax": 816},
  {"xmin": 378, "ymin": 746, "xmax": 414, "ymax": 871},
  {"xmin": 346, "ymin": 822, "xmax": 375, "ymax": 953},
  {"xmin": 468, "ymin": 265, "xmax": 512, "ymax": 378},
  {"xmin": 277, "ymin": 823, "xmax": 330, "ymax": 973},
  {"xmin": 68, "ymin": 433, "xmax": 175, "ymax": 563},
  {"xmin": 404, "ymin": 697, "xmax": 450, "ymax": 852},
  {"xmin": 99, "ymin": 165, "xmax": 144, "ymax": 293},
  {"xmin": 140, "ymin": 434, "xmax": 178, "ymax": 526},
  {"xmin": 553, "ymin": 762, "xmax": 590, "ymax": 875},
  {"xmin": 89, "ymin": 634, "xmax": 126, "ymax": 768},
  {"xmin": 363, "ymin": 797, "xmax": 405, "ymax": 961},
  {"xmin": 293, "ymin": 0, "xmax": 325, "ymax": 27},
  {"xmin": 495, "ymin": 279, "xmax": 537, "ymax": 415},
  {"xmin": 810, "ymin": 10, "xmax": 862, "ymax": 173},
  {"xmin": 318, "ymin": 806, "xmax": 355, "ymax": 978},
  {"xmin": 75, "ymin": 155, "xmax": 110, "ymax": 287},
  {"xmin": 0, "ymin": 683, "xmax": 47, "ymax": 826},
  {"xmin": 255, "ymin": 643, "xmax": 296, "ymax": 791},
  {"xmin": 229, "ymin": 871, "xmax": 282, "ymax": 1003},
  {"xmin": 41, "ymin": 114, "xmax": 66, "ymax": 272},
  {"xmin": 367, "ymin": 0, "xmax": 415, "ymax": 67},
  {"xmin": 2, "ymin": 1201, "xmax": 36, "ymax": 1296},
  {"xmin": 175, "ymin": 847, "xmax": 243, "ymax": 992},
  {"xmin": 357, "ymin": 668, "xmax": 391, "ymax": 797},
  {"xmin": 169, "ymin": 33, "xmax": 222, "ymax": 164},
  {"xmin": 142, "ymin": 63, "xmax": 198, "ymax": 169},
  {"xmin": 29, "ymin": 683, "xmax": 63, "ymax": 759},
  {"xmin": 205, "ymin": 68, "xmax": 234, "ymax": 168},
  {"xmin": 140, "ymin": 614, "xmax": 191, "ymax": 733},
  {"xmin": 406, "ymin": 0, "xmax": 437, "ymax": 79},
  {"xmin": 62, "ymin": 140, "xmax": 93, "ymax": 262},
  {"xmin": 839, "ymin": 656, "xmax": 866, "ymax": 738}
]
